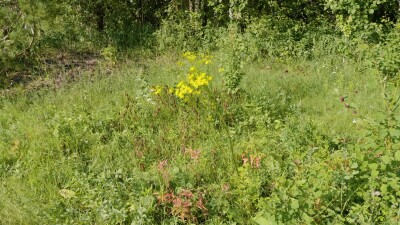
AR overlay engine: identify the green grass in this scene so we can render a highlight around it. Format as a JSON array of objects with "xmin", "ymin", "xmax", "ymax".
[
  {"xmin": 0, "ymin": 52, "xmax": 398, "ymax": 224},
  {"xmin": 243, "ymin": 56, "xmax": 383, "ymax": 133}
]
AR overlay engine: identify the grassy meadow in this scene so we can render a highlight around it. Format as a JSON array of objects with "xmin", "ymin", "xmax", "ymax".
[
  {"xmin": 1, "ymin": 49, "xmax": 399, "ymax": 224},
  {"xmin": 2, "ymin": 0, "xmax": 400, "ymax": 223}
]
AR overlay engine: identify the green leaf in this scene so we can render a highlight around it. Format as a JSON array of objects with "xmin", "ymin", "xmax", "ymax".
[
  {"xmin": 381, "ymin": 184, "xmax": 388, "ymax": 194},
  {"xmin": 291, "ymin": 199, "xmax": 299, "ymax": 209},
  {"xmin": 351, "ymin": 162, "xmax": 358, "ymax": 169},
  {"xmin": 59, "ymin": 189, "xmax": 76, "ymax": 199},
  {"xmin": 394, "ymin": 151, "xmax": 400, "ymax": 161},
  {"xmin": 358, "ymin": 43, "xmax": 369, "ymax": 50},
  {"xmin": 381, "ymin": 155, "xmax": 391, "ymax": 165},
  {"xmin": 371, "ymin": 170, "xmax": 379, "ymax": 178},
  {"xmin": 378, "ymin": 130, "xmax": 388, "ymax": 139},
  {"xmin": 368, "ymin": 9, "xmax": 374, "ymax": 14},
  {"xmin": 369, "ymin": 163, "xmax": 379, "ymax": 170},
  {"xmin": 303, "ymin": 213, "xmax": 314, "ymax": 224},
  {"xmin": 253, "ymin": 212, "xmax": 277, "ymax": 225},
  {"xmin": 389, "ymin": 129, "xmax": 400, "ymax": 138},
  {"xmin": 253, "ymin": 216, "xmax": 274, "ymax": 225}
]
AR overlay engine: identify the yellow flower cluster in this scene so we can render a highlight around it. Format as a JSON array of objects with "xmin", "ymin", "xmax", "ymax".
[
  {"xmin": 175, "ymin": 81, "xmax": 195, "ymax": 99},
  {"xmin": 182, "ymin": 52, "xmax": 213, "ymax": 65},
  {"xmin": 183, "ymin": 52, "xmax": 197, "ymax": 61},
  {"xmin": 175, "ymin": 67, "xmax": 212, "ymax": 101},
  {"xmin": 188, "ymin": 67, "xmax": 212, "ymax": 89},
  {"xmin": 199, "ymin": 53, "xmax": 213, "ymax": 65},
  {"xmin": 174, "ymin": 66, "xmax": 212, "ymax": 101},
  {"xmin": 152, "ymin": 52, "xmax": 213, "ymax": 102},
  {"xmin": 152, "ymin": 85, "xmax": 163, "ymax": 95}
]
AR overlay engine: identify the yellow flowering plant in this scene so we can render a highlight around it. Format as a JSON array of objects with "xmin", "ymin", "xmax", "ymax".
[
  {"xmin": 174, "ymin": 53, "xmax": 213, "ymax": 102},
  {"xmin": 153, "ymin": 52, "xmax": 214, "ymax": 103},
  {"xmin": 148, "ymin": 52, "xmax": 219, "ymax": 126},
  {"xmin": 152, "ymin": 85, "xmax": 163, "ymax": 95}
]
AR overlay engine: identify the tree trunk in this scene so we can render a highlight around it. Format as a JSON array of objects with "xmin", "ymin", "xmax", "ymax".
[
  {"xmin": 189, "ymin": 0, "xmax": 193, "ymax": 12},
  {"xmin": 138, "ymin": 0, "xmax": 143, "ymax": 24},
  {"xmin": 195, "ymin": 0, "xmax": 200, "ymax": 12},
  {"xmin": 95, "ymin": 3, "xmax": 105, "ymax": 32},
  {"xmin": 398, "ymin": 0, "xmax": 400, "ymax": 12}
]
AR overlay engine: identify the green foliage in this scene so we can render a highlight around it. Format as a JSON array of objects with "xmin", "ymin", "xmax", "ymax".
[
  {"xmin": 69, "ymin": 0, "xmax": 163, "ymax": 43},
  {"xmin": 344, "ymin": 84, "xmax": 400, "ymax": 223},
  {"xmin": 375, "ymin": 24, "xmax": 400, "ymax": 80},
  {"xmin": 216, "ymin": 24, "xmax": 246, "ymax": 94},
  {"xmin": 1, "ymin": 0, "xmax": 400, "ymax": 87},
  {"xmin": 156, "ymin": 10, "xmax": 208, "ymax": 51},
  {"xmin": 325, "ymin": 0, "xmax": 398, "ymax": 41},
  {"xmin": 2, "ymin": 0, "xmax": 400, "ymax": 224},
  {"xmin": 0, "ymin": 0, "xmax": 46, "ymax": 75},
  {"xmin": 1, "ymin": 45, "xmax": 396, "ymax": 223},
  {"xmin": 100, "ymin": 46, "xmax": 117, "ymax": 65}
]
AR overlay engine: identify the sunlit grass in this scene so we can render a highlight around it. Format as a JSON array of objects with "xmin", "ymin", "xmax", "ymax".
[{"xmin": 0, "ymin": 51, "xmax": 393, "ymax": 224}]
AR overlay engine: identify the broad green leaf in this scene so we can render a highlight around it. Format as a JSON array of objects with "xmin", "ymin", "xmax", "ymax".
[
  {"xmin": 389, "ymin": 129, "xmax": 400, "ymax": 138},
  {"xmin": 381, "ymin": 184, "xmax": 388, "ymax": 194},
  {"xmin": 371, "ymin": 170, "xmax": 380, "ymax": 178},
  {"xmin": 303, "ymin": 213, "xmax": 314, "ymax": 224},
  {"xmin": 381, "ymin": 155, "xmax": 391, "ymax": 165},
  {"xmin": 253, "ymin": 216, "xmax": 274, "ymax": 225},
  {"xmin": 291, "ymin": 199, "xmax": 299, "ymax": 209},
  {"xmin": 368, "ymin": 9, "xmax": 374, "ymax": 14},
  {"xmin": 369, "ymin": 163, "xmax": 378, "ymax": 170},
  {"xmin": 59, "ymin": 189, "xmax": 76, "ymax": 199},
  {"xmin": 358, "ymin": 43, "xmax": 369, "ymax": 50},
  {"xmin": 395, "ymin": 151, "xmax": 400, "ymax": 161}
]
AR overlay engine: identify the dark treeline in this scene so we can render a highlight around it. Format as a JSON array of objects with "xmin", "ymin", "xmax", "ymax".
[{"xmin": 1, "ymin": 0, "xmax": 400, "ymax": 85}]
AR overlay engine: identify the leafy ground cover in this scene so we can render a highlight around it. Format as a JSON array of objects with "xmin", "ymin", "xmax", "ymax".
[{"xmin": 1, "ymin": 50, "xmax": 399, "ymax": 224}]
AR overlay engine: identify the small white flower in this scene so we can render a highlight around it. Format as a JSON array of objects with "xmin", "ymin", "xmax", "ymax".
[
  {"xmin": 334, "ymin": 88, "xmax": 339, "ymax": 94},
  {"xmin": 372, "ymin": 191, "xmax": 381, "ymax": 197},
  {"xmin": 353, "ymin": 119, "xmax": 357, "ymax": 124}
]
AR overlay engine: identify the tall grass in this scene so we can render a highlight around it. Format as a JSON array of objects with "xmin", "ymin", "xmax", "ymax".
[{"xmin": 0, "ymin": 48, "xmax": 397, "ymax": 224}]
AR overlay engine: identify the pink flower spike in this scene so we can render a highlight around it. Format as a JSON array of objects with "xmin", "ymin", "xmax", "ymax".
[
  {"xmin": 190, "ymin": 149, "xmax": 200, "ymax": 160},
  {"xmin": 158, "ymin": 159, "xmax": 168, "ymax": 171},
  {"xmin": 243, "ymin": 158, "xmax": 248, "ymax": 166},
  {"xmin": 255, "ymin": 156, "xmax": 262, "ymax": 168},
  {"xmin": 250, "ymin": 155, "xmax": 255, "ymax": 167}
]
